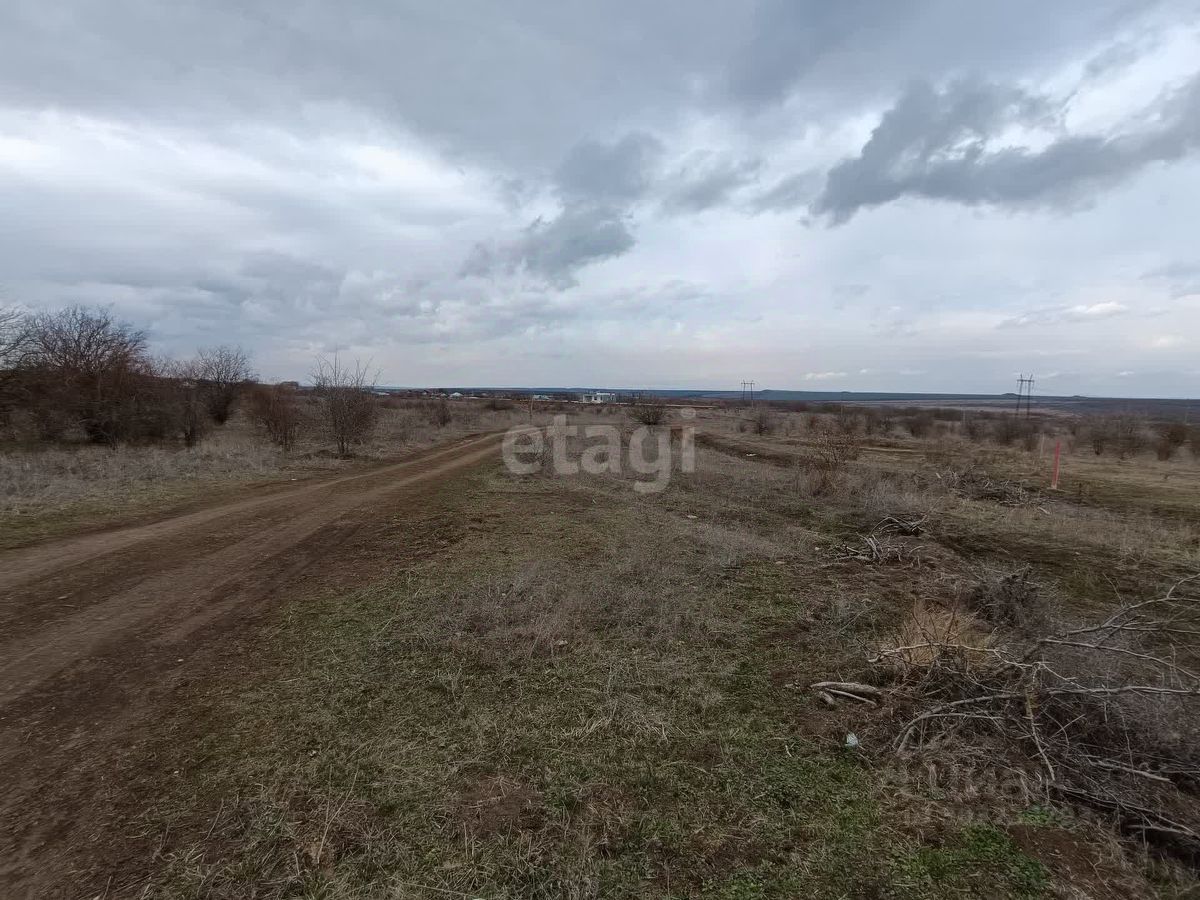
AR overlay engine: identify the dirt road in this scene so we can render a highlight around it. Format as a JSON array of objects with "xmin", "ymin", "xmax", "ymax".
[{"xmin": 0, "ymin": 432, "xmax": 508, "ymax": 897}]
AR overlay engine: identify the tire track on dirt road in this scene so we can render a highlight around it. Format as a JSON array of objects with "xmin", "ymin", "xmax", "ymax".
[{"xmin": 0, "ymin": 431, "xmax": 513, "ymax": 897}]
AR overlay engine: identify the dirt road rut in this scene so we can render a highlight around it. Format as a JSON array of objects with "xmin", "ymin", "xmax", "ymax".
[{"xmin": 0, "ymin": 432, "xmax": 507, "ymax": 896}]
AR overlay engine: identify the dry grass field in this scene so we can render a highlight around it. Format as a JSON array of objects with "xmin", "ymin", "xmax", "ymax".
[
  {"xmin": 0, "ymin": 400, "xmax": 534, "ymax": 548},
  {"xmin": 3, "ymin": 402, "xmax": 1200, "ymax": 898}
]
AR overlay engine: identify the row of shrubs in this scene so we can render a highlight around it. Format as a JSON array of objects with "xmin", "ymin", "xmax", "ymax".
[
  {"xmin": 0, "ymin": 304, "xmax": 420, "ymax": 456},
  {"xmin": 0, "ymin": 305, "xmax": 257, "ymax": 447},
  {"xmin": 740, "ymin": 401, "xmax": 1199, "ymax": 461}
]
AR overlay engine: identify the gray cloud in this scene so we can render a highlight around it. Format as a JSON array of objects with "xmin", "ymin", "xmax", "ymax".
[
  {"xmin": 555, "ymin": 133, "xmax": 663, "ymax": 203},
  {"xmin": 462, "ymin": 206, "xmax": 635, "ymax": 287},
  {"xmin": 726, "ymin": 0, "xmax": 1168, "ymax": 109},
  {"xmin": 751, "ymin": 172, "xmax": 822, "ymax": 212},
  {"xmin": 728, "ymin": 0, "xmax": 906, "ymax": 106},
  {"xmin": 813, "ymin": 72, "xmax": 1200, "ymax": 222},
  {"xmin": 661, "ymin": 156, "xmax": 761, "ymax": 213}
]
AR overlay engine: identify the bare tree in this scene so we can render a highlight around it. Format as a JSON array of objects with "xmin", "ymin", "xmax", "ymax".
[
  {"xmin": 311, "ymin": 355, "xmax": 379, "ymax": 456},
  {"xmin": 21, "ymin": 306, "xmax": 158, "ymax": 443},
  {"xmin": 0, "ymin": 305, "xmax": 27, "ymax": 367},
  {"xmin": 0, "ymin": 306, "xmax": 29, "ymax": 427},
  {"xmin": 158, "ymin": 357, "xmax": 211, "ymax": 448},
  {"xmin": 196, "ymin": 345, "xmax": 254, "ymax": 424}
]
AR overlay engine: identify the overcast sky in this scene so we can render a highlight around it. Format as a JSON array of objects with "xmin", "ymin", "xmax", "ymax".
[{"xmin": 3, "ymin": 1, "xmax": 1200, "ymax": 396}]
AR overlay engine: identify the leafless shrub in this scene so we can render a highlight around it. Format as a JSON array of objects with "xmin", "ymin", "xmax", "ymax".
[
  {"xmin": 963, "ymin": 569, "xmax": 1048, "ymax": 633},
  {"xmin": 834, "ymin": 406, "xmax": 861, "ymax": 435},
  {"xmin": 311, "ymin": 356, "xmax": 380, "ymax": 456},
  {"xmin": 628, "ymin": 400, "xmax": 667, "ymax": 426},
  {"xmin": 484, "ymin": 395, "xmax": 513, "ymax": 411},
  {"xmin": 158, "ymin": 358, "xmax": 211, "ymax": 448},
  {"xmin": 1088, "ymin": 419, "xmax": 1112, "ymax": 455},
  {"xmin": 750, "ymin": 406, "xmax": 777, "ymax": 435},
  {"xmin": 963, "ymin": 415, "xmax": 987, "ymax": 441},
  {"xmin": 993, "ymin": 415, "xmax": 1034, "ymax": 447},
  {"xmin": 1155, "ymin": 423, "xmax": 1189, "ymax": 461},
  {"xmin": 195, "ymin": 345, "xmax": 254, "ymax": 424},
  {"xmin": 1112, "ymin": 414, "xmax": 1148, "ymax": 459},
  {"xmin": 905, "ymin": 412, "xmax": 935, "ymax": 438},
  {"xmin": 801, "ymin": 425, "xmax": 864, "ymax": 494},
  {"xmin": 423, "ymin": 397, "xmax": 452, "ymax": 427},
  {"xmin": 862, "ymin": 408, "xmax": 885, "ymax": 436},
  {"xmin": 248, "ymin": 383, "xmax": 304, "ymax": 451}
]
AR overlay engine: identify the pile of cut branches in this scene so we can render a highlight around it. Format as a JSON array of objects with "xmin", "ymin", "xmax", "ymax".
[
  {"xmin": 932, "ymin": 464, "xmax": 1035, "ymax": 506},
  {"xmin": 824, "ymin": 515, "xmax": 930, "ymax": 567},
  {"xmin": 825, "ymin": 535, "xmax": 925, "ymax": 567},
  {"xmin": 871, "ymin": 575, "xmax": 1200, "ymax": 859}
]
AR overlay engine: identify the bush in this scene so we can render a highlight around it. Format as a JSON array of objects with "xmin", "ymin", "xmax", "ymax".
[
  {"xmin": 963, "ymin": 569, "xmax": 1047, "ymax": 632},
  {"xmin": 195, "ymin": 345, "xmax": 254, "ymax": 425},
  {"xmin": 16, "ymin": 306, "xmax": 176, "ymax": 445},
  {"xmin": 1154, "ymin": 422, "xmax": 1188, "ymax": 461},
  {"xmin": 1086, "ymin": 418, "xmax": 1111, "ymax": 455},
  {"xmin": 249, "ymin": 383, "xmax": 304, "ymax": 450},
  {"xmin": 484, "ymin": 395, "xmax": 513, "ymax": 411},
  {"xmin": 751, "ymin": 407, "xmax": 776, "ymax": 435},
  {"xmin": 424, "ymin": 397, "xmax": 452, "ymax": 427},
  {"xmin": 312, "ymin": 356, "xmax": 380, "ymax": 456},
  {"xmin": 905, "ymin": 412, "xmax": 935, "ymax": 438},
  {"xmin": 1111, "ymin": 414, "xmax": 1147, "ymax": 459},
  {"xmin": 993, "ymin": 415, "xmax": 1023, "ymax": 446},
  {"xmin": 803, "ymin": 423, "xmax": 863, "ymax": 494},
  {"xmin": 628, "ymin": 400, "xmax": 667, "ymax": 426}
]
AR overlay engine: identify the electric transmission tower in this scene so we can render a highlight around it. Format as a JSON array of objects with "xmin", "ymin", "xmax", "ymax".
[{"xmin": 1016, "ymin": 374, "xmax": 1035, "ymax": 418}]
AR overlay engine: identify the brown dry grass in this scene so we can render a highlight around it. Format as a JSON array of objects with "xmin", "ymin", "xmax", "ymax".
[{"xmin": 0, "ymin": 400, "xmax": 539, "ymax": 547}]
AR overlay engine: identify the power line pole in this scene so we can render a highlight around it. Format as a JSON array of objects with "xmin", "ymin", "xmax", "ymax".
[
  {"xmin": 740, "ymin": 380, "xmax": 756, "ymax": 405},
  {"xmin": 1016, "ymin": 374, "xmax": 1035, "ymax": 418}
]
